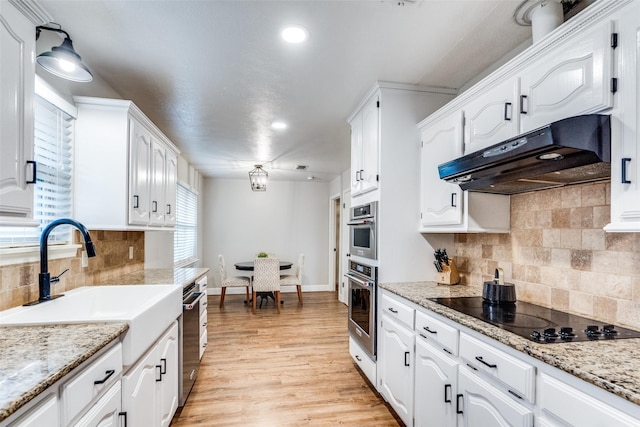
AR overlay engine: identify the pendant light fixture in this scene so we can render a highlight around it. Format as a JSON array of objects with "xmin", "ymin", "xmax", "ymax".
[
  {"xmin": 249, "ymin": 165, "xmax": 268, "ymax": 191},
  {"xmin": 35, "ymin": 24, "xmax": 93, "ymax": 82}
]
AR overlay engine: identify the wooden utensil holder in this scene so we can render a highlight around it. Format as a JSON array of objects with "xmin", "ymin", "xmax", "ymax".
[{"xmin": 435, "ymin": 259, "xmax": 460, "ymax": 285}]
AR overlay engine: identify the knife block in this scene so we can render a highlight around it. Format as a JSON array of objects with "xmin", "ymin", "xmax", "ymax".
[{"xmin": 435, "ymin": 259, "xmax": 460, "ymax": 285}]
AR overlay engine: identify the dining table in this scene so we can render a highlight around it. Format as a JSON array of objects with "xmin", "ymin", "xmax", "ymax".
[
  {"xmin": 234, "ymin": 260, "xmax": 293, "ymax": 271},
  {"xmin": 234, "ymin": 260, "xmax": 293, "ymax": 307}
]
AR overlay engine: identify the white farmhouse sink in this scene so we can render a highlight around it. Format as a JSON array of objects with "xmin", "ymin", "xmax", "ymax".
[{"xmin": 0, "ymin": 285, "xmax": 182, "ymax": 366}]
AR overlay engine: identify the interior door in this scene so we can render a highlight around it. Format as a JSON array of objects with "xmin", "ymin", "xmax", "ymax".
[{"xmin": 339, "ymin": 190, "xmax": 351, "ymax": 305}]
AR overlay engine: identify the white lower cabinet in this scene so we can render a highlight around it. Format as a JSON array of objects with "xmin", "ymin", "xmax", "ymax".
[
  {"xmin": 378, "ymin": 314, "xmax": 414, "ymax": 426},
  {"xmin": 198, "ymin": 275, "xmax": 208, "ymax": 360},
  {"xmin": 375, "ymin": 289, "xmax": 640, "ymax": 427},
  {"xmin": 122, "ymin": 321, "xmax": 179, "ymax": 427},
  {"xmin": 414, "ymin": 337, "xmax": 458, "ymax": 427},
  {"xmin": 72, "ymin": 382, "xmax": 122, "ymax": 427},
  {"xmin": 6, "ymin": 391, "xmax": 58, "ymax": 427},
  {"xmin": 538, "ymin": 373, "xmax": 639, "ymax": 427},
  {"xmin": 457, "ymin": 366, "xmax": 534, "ymax": 427},
  {"xmin": 348, "ymin": 336, "xmax": 376, "ymax": 386}
]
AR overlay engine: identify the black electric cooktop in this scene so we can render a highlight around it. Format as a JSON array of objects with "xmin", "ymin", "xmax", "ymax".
[{"xmin": 430, "ymin": 297, "xmax": 640, "ymax": 344}]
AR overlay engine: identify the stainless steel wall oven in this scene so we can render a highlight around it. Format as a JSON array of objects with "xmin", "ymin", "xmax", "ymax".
[
  {"xmin": 346, "ymin": 260, "xmax": 377, "ymax": 359},
  {"xmin": 347, "ymin": 201, "xmax": 377, "ymax": 260}
]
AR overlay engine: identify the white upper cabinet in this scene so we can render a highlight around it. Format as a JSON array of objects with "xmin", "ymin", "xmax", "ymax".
[
  {"xmin": 419, "ymin": 110, "xmax": 511, "ymax": 233},
  {"xmin": 349, "ymin": 94, "xmax": 380, "ymax": 197},
  {"xmin": 519, "ymin": 17, "xmax": 614, "ymax": 132},
  {"xmin": 463, "ymin": 78, "xmax": 520, "ymax": 155},
  {"xmin": 420, "ymin": 110, "xmax": 464, "ymax": 228},
  {"xmin": 606, "ymin": 1, "xmax": 640, "ymax": 232},
  {"xmin": 74, "ymin": 97, "xmax": 180, "ymax": 230},
  {"xmin": 0, "ymin": 1, "xmax": 44, "ymax": 226}
]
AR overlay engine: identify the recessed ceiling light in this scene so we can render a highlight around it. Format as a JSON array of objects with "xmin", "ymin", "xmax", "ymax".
[
  {"xmin": 281, "ymin": 25, "xmax": 308, "ymax": 44},
  {"xmin": 272, "ymin": 121, "xmax": 287, "ymax": 130},
  {"xmin": 307, "ymin": 176, "xmax": 315, "ymax": 180}
]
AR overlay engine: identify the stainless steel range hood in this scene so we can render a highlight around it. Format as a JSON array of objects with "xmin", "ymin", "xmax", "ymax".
[{"xmin": 438, "ymin": 114, "xmax": 611, "ymax": 195}]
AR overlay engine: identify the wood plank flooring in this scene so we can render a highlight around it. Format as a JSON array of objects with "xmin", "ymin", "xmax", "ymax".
[{"xmin": 171, "ymin": 292, "xmax": 402, "ymax": 426}]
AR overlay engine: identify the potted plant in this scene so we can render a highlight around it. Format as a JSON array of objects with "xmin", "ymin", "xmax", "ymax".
[{"xmin": 257, "ymin": 251, "xmax": 268, "ymax": 258}]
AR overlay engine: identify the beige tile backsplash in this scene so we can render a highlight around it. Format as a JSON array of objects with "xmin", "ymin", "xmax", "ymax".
[
  {"xmin": 0, "ymin": 230, "xmax": 144, "ymax": 310},
  {"xmin": 455, "ymin": 182, "xmax": 640, "ymax": 330}
]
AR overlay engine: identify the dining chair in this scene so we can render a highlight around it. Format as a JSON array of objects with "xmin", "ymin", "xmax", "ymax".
[
  {"xmin": 218, "ymin": 254, "xmax": 251, "ymax": 308},
  {"xmin": 280, "ymin": 253, "xmax": 304, "ymax": 305},
  {"xmin": 252, "ymin": 257, "xmax": 281, "ymax": 314}
]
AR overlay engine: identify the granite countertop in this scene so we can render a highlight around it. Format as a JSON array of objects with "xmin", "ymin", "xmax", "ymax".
[
  {"xmin": 99, "ymin": 267, "xmax": 209, "ymax": 288},
  {"xmin": 380, "ymin": 281, "xmax": 640, "ymax": 406},
  {"xmin": 0, "ymin": 322, "xmax": 128, "ymax": 422}
]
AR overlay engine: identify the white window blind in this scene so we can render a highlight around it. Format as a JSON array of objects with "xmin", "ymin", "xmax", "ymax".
[
  {"xmin": 174, "ymin": 183, "xmax": 198, "ymax": 267},
  {"xmin": 0, "ymin": 95, "xmax": 74, "ymax": 245}
]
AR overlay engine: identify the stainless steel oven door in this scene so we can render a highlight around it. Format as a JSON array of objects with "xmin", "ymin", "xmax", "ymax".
[
  {"xmin": 348, "ymin": 219, "xmax": 377, "ymax": 260},
  {"xmin": 346, "ymin": 273, "xmax": 376, "ymax": 358}
]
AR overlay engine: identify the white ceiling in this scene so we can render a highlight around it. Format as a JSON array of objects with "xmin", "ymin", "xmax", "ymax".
[{"xmin": 37, "ymin": 0, "xmax": 535, "ymax": 182}]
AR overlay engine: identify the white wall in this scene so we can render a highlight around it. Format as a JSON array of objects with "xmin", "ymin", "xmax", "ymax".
[{"xmin": 203, "ymin": 178, "xmax": 331, "ymax": 294}]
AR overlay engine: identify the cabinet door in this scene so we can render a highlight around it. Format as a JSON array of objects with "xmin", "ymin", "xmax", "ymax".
[
  {"xmin": 457, "ymin": 367, "xmax": 533, "ymax": 427},
  {"xmin": 420, "ymin": 110, "xmax": 464, "ymax": 227},
  {"xmin": 378, "ymin": 314, "xmax": 414, "ymax": 426},
  {"xmin": 158, "ymin": 322, "xmax": 179, "ymax": 427},
  {"xmin": 349, "ymin": 112, "xmax": 363, "ymax": 195},
  {"xmin": 520, "ymin": 19, "xmax": 613, "ymax": 132},
  {"xmin": 463, "ymin": 78, "xmax": 519, "ymax": 154},
  {"xmin": 538, "ymin": 373, "xmax": 640, "ymax": 427},
  {"xmin": 164, "ymin": 149, "xmax": 178, "ymax": 226},
  {"xmin": 72, "ymin": 381, "xmax": 122, "ymax": 427},
  {"xmin": 607, "ymin": 3, "xmax": 640, "ymax": 231},
  {"xmin": 129, "ymin": 117, "xmax": 152, "ymax": 225},
  {"xmin": 149, "ymin": 140, "xmax": 166, "ymax": 226},
  {"xmin": 359, "ymin": 95, "xmax": 380, "ymax": 194},
  {"xmin": 414, "ymin": 338, "xmax": 458, "ymax": 427},
  {"xmin": 122, "ymin": 345, "xmax": 158, "ymax": 426},
  {"xmin": 7, "ymin": 391, "xmax": 58, "ymax": 427},
  {"xmin": 0, "ymin": 0, "xmax": 35, "ymax": 224}
]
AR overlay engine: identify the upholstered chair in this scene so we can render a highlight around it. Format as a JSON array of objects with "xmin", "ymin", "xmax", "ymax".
[
  {"xmin": 218, "ymin": 254, "xmax": 251, "ymax": 308},
  {"xmin": 280, "ymin": 253, "xmax": 304, "ymax": 305},
  {"xmin": 252, "ymin": 257, "xmax": 281, "ymax": 314}
]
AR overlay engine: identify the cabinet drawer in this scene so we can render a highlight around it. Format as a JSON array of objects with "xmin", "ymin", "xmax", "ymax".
[
  {"xmin": 380, "ymin": 293, "xmax": 414, "ymax": 329},
  {"xmin": 349, "ymin": 336, "xmax": 376, "ymax": 386},
  {"xmin": 61, "ymin": 342, "xmax": 123, "ymax": 424},
  {"xmin": 415, "ymin": 310, "xmax": 459, "ymax": 355},
  {"xmin": 200, "ymin": 294, "xmax": 208, "ymax": 315},
  {"xmin": 459, "ymin": 333, "xmax": 535, "ymax": 402},
  {"xmin": 199, "ymin": 329, "xmax": 207, "ymax": 360},
  {"xmin": 538, "ymin": 373, "xmax": 640, "ymax": 426},
  {"xmin": 199, "ymin": 308, "xmax": 208, "ymax": 334}
]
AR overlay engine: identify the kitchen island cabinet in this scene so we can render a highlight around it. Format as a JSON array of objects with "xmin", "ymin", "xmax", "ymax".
[
  {"xmin": 73, "ymin": 97, "xmax": 180, "ymax": 230},
  {"xmin": 377, "ymin": 283, "xmax": 640, "ymax": 426}
]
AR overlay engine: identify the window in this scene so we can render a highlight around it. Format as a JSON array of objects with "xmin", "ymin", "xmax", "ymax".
[
  {"xmin": 174, "ymin": 183, "xmax": 198, "ymax": 267},
  {"xmin": 0, "ymin": 82, "xmax": 75, "ymax": 246}
]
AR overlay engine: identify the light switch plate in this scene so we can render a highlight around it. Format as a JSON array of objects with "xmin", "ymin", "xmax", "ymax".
[
  {"xmin": 81, "ymin": 250, "xmax": 89, "ymax": 268},
  {"xmin": 129, "ymin": 246, "xmax": 134, "ymax": 260}
]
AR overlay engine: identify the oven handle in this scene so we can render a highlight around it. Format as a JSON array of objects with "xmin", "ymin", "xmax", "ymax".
[
  {"xmin": 183, "ymin": 291, "xmax": 204, "ymax": 310},
  {"xmin": 347, "ymin": 219, "xmax": 375, "ymax": 226},
  {"xmin": 345, "ymin": 273, "xmax": 374, "ymax": 287}
]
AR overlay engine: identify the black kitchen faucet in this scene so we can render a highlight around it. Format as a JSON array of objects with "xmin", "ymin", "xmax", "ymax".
[{"xmin": 25, "ymin": 218, "xmax": 96, "ymax": 305}]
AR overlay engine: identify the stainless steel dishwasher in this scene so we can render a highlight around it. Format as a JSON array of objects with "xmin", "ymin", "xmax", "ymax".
[{"xmin": 180, "ymin": 282, "xmax": 204, "ymax": 406}]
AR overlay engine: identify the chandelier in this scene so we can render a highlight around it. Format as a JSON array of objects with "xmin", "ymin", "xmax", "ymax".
[{"xmin": 249, "ymin": 165, "xmax": 268, "ymax": 191}]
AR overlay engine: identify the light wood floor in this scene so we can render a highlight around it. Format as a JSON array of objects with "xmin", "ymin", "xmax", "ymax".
[{"xmin": 171, "ymin": 292, "xmax": 402, "ymax": 426}]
